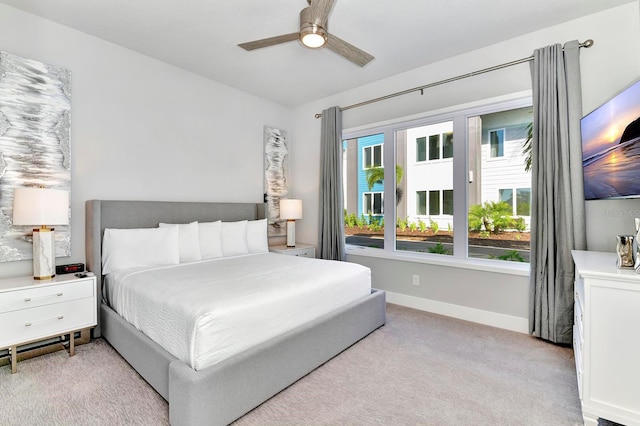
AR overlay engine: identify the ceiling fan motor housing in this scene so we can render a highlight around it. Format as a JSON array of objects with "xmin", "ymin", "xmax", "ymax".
[{"xmin": 299, "ymin": 6, "xmax": 328, "ymax": 48}]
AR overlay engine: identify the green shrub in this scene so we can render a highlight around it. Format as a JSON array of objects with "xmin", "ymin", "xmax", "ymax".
[
  {"xmin": 468, "ymin": 201, "xmax": 515, "ymax": 233},
  {"xmin": 429, "ymin": 242, "xmax": 450, "ymax": 255},
  {"xmin": 409, "ymin": 221, "xmax": 418, "ymax": 232},
  {"xmin": 497, "ymin": 250, "xmax": 525, "ymax": 262},
  {"xmin": 418, "ymin": 219, "xmax": 427, "ymax": 232},
  {"xmin": 430, "ymin": 219, "xmax": 439, "ymax": 234}
]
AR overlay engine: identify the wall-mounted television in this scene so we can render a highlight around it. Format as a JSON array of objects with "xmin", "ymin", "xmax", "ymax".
[{"xmin": 582, "ymin": 79, "xmax": 640, "ymax": 200}]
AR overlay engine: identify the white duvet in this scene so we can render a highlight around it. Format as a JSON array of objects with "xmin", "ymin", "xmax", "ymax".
[{"xmin": 105, "ymin": 252, "xmax": 371, "ymax": 370}]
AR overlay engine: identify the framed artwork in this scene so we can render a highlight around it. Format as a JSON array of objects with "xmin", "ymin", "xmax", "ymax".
[
  {"xmin": 263, "ymin": 126, "xmax": 288, "ymax": 237},
  {"xmin": 0, "ymin": 51, "xmax": 71, "ymax": 262}
]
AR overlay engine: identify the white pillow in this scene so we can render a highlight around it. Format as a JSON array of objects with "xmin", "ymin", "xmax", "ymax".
[
  {"xmin": 198, "ymin": 221, "xmax": 223, "ymax": 259},
  {"xmin": 246, "ymin": 218, "xmax": 268, "ymax": 253},
  {"xmin": 159, "ymin": 222, "xmax": 202, "ymax": 263},
  {"xmin": 221, "ymin": 220, "xmax": 249, "ymax": 256},
  {"xmin": 102, "ymin": 227, "xmax": 180, "ymax": 274}
]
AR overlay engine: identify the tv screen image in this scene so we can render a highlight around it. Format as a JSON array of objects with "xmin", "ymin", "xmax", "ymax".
[{"xmin": 581, "ymin": 79, "xmax": 640, "ymax": 200}]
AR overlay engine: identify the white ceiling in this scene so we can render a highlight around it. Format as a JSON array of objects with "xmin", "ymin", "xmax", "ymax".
[{"xmin": 1, "ymin": 0, "xmax": 634, "ymax": 108}]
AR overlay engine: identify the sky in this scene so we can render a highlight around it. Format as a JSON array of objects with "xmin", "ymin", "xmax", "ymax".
[{"xmin": 581, "ymin": 79, "xmax": 640, "ymax": 159}]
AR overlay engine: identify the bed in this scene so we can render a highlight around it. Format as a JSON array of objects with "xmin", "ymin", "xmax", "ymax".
[{"xmin": 85, "ymin": 200, "xmax": 386, "ymax": 426}]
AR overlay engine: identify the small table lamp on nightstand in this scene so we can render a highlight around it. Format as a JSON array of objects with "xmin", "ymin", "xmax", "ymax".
[
  {"xmin": 279, "ymin": 198, "xmax": 302, "ymax": 247},
  {"xmin": 12, "ymin": 187, "xmax": 69, "ymax": 280}
]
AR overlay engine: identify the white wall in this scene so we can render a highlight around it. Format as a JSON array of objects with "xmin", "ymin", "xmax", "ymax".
[
  {"xmin": 0, "ymin": 3, "xmax": 293, "ymax": 278},
  {"xmin": 291, "ymin": 2, "xmax": 640, "ymax": 328}
]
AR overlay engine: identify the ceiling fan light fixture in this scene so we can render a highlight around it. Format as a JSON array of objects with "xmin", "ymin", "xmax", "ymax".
[{"xmin": 300, "ymin": 24, "xmax": 327, "ymax": 48}]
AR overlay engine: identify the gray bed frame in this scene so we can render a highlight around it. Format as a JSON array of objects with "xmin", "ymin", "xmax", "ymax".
[{"xmin": 85, "ymin": 200, "xmax": 386, "ymax": 426}]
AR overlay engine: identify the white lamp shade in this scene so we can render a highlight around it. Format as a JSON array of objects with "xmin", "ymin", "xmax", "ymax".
[
  {"xmin": 12, "ymin": 187, "xmax": 69, "ymax": 226},
  {"xmin": 279, "ymin": 199, "xmax": 302, "ymax": 220}
]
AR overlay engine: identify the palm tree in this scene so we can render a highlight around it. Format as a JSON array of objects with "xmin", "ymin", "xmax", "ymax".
[{"xmin": 365, "ymin": 165, "xmax": 404, "ymax": 205}]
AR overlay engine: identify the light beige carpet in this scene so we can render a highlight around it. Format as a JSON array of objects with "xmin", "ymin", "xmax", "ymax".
[{"xmin": 1, "ymin": 304, "xmax": 592, "ymax": 425}]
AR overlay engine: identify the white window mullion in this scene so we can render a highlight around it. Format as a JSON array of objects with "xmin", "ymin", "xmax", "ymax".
[{"xmin": 383, "ymin": 128, "xmax": 395, "ymax": 252}]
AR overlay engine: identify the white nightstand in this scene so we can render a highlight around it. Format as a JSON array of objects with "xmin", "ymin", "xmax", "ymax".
[
  {"xmin": 269, "ymin": 244, "xmax": 316, "ymax": 258},
  {"xmin": 0, "ymin": 273, "xmax": 97, "ymax": 373}
]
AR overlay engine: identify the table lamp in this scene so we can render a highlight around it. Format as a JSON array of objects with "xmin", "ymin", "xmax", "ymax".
[
  {"xmin": 279, "ymin": 199, "xmax": 302, "ymax": 247},
  {"xmin": 12, "ymin": 187, "xmax": 69, "ymax": 280}
]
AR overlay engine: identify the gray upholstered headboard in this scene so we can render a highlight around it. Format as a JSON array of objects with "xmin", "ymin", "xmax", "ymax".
[{"xmin": 85, "ymin": 199, "xmax": 265, "ymax": 337}]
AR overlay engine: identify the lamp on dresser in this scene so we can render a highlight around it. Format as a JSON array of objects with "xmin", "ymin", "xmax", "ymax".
[
  {"xmin": 12, "ymin": 187, "xmax": 69, "ymax": 280},
  {"xmin": 279, "ymin": 199, "xmax": 302, "ymax": 247}
]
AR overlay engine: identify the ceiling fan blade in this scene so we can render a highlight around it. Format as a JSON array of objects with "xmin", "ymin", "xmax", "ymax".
[
  {"xmin": 309, "ymin": 0, "xmax": 335, "ymax": 25},
  {"xmin": 238, "ymin": 32, "xmax": 299, "ymax": 51},
  {"xmin": 326, "ymin": 34, "xmax": 374, "ymax": 67}
]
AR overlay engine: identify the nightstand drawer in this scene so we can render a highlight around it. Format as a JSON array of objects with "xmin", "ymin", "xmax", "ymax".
[
  {"xmin": 269, "ymin": 244, "xmax": 316, "ymax": 258},
  {"xmin": 0, "ymin": 280, "xmax": 94, "ymax": 314},
  {"xmin": 0, "ymin": 298, "xmax": 95, "ymax": 348}
]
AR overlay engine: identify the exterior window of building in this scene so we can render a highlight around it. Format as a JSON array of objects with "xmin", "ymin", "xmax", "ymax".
[
  {"xmin": 428, "ymin": 134, "xmax": 440, "ymax": 160},
  {"xmin": 429, "ymin": 190, "xmax": 440, "ymax": 215},
  {"xmin": 489, "ymin": 129, "xmax": 505, "ymax": 158},
  {"xmin": 416, "ymin": 137, "xmax": 427, "ymax": 162},
  {"xmin": 363, "ymin": 192, "xmax": 383, "ymax": 215},
  {"xmin": 499, "ymin": 188, "xmax": 514, "ymax": 210},
  {"xmin": 443, "ymin": 190, "xmax": 454, "ymax": 215},
  {"xmin": 443, "ymin": 132, "xmax": 454, "ymax": 159},
  {"xmin": 363, "ymin": 144, "xmax": 383, "ymax": 169},
  {"xmin": 516, "ymin": 188, "xmax": 531, "ymax": 216},
  {"xmin": 416, "ymin": 191, "xmax": 427, "ymax": 215}
]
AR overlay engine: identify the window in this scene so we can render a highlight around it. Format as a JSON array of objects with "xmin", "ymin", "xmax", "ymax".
[
  {"xmin": 416, "ymin": 191, "xmax": 427, "ymax": 215},
  {"xmin": 416, "ymin": 137, "xmax": 427, "ymax": 162},
  {"xmin": 498, "ymin": 188, "xmax": 531, "ymax": 217},
  {"xmin": 443, "ymin": 190, "xmax": 454, "ymax": 215},
  {"xmin": 342, "ymin": 98, "xmax": 531, "ymax": 264},
  {"xmin": 443, "ymin": 132, "xmax": 453, "ymax": 159},
  {"xmin": 516, "ymin": 188, "xmax": 531, "ymax": 216},
  {"xmin": 429, "ymin": 191, "xmax": 440, "ymax": 215},
  {"xmin": 363, "ymin": 192, "xmax": 383, "ymax": 215},
  {"xmin": 499, "ymin": 188, "xmax": 514, "ymax": 210},
  {"xmin": 363, "ymin": 144, "xmax": 382, "ymax": 169},
  {"xmin": 489, "ymin": 129, "xmax": 505, "ymax": 158},
  {"xmin": 469, "ymin": 107, "xmax": 532, "ymax": 261},
  {"xmin": 428, "ymin": 134, "xmax": 440, "ymax": 160}
]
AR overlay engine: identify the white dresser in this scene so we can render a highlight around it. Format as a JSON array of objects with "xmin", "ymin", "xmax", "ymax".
[
  {"xmin": 0, "ymin": 274, "xmax": 97, "ymax": 373},
  {"xmin": 572, "ymin": 250, "xmax": 640, "ymax": 426}
]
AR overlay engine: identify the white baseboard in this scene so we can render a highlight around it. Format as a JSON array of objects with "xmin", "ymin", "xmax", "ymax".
[{"xmin": 385, "ymin": 291, "xmax": 529, "ymax": 334}]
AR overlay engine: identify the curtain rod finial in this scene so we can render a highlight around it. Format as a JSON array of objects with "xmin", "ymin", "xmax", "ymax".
[
  {"xmin": 582, "ymin": 39, "xmax": 594, "ymax": 48},
  {"xmin": 315, "ymin": 113, "xmax": 322, "ymax": 119}
]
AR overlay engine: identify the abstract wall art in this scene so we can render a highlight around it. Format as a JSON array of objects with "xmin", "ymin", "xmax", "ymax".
[
  {"xmin": 0, "ymin": 51, "xmax": 71, "ymax": 262},
  {"xmin": 263, "ymin": 126, "xmax": 288, "ymax": 237}
]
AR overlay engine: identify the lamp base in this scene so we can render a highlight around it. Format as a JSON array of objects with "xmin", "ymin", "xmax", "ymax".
[
  {"xmin": 32, "ymin": 227, "xmax": 56, "ymax": 280},
  {"xmin": 286, "ymin": 220, "xmax": 296, "ymax": 247}
]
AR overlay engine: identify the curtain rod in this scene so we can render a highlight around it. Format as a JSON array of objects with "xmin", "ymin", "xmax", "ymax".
[{"xmin": 314, "ymin": 39, "xmax": 594, "ymax": 118}]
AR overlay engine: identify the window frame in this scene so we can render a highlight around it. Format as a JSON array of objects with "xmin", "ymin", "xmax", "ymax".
[
  {"xmin": 362, "ymin": 143, "xmax": 383, "ymax": 169},
  {"xmin": 489, "ymin": 128, "xmax": 506, "ymax": 158},
  {"xmin": 342, "ymin": 94, "xmax": 532, "ymax": 276},
  {"xmin": 363, "ymin": 191, "xmax": 384, "ymax": 216}
]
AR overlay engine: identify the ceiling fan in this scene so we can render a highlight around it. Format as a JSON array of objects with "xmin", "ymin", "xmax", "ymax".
[{"xmin": 238, "ymin": 0, "xmax": 374, "ymax": 67}]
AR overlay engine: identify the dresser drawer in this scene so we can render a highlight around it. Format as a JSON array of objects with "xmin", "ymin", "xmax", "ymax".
[
  {"xmin": 574, "ymin": 293, "xmax": 584, "ymax": 338},
  {"xmin": 573, "ymin": 325, "xmax": 583, "ymax": 399},
  {"xmin": 0, "ymin": 298, "xmax": 96, "ymax": 348},
  {"xmin": 0, "ymin": 280, "xmax": 94, "ymax": 314}
]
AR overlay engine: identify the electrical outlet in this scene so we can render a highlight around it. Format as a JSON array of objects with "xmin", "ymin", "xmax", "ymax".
[{"xmin": 412, "ymin": 274, "xmax": 419, "ymax": 286}]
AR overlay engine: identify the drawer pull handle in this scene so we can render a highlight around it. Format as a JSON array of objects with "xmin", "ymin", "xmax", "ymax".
[
  {"xmin": 25, "ymin": 315, "xmax": 63, "ymax": 326},
  {"xmin": 24, "ymin": 292, "xmax": 63, "ymax": 302}
]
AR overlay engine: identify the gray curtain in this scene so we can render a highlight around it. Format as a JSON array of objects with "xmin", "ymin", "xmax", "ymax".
[
  {"xmin": 529, "ymin": 40, "xmax": 587, "ymax": 344},
  {"xmin": 318, "ymin": 106, "xmax": 345, "ymax": 261}
]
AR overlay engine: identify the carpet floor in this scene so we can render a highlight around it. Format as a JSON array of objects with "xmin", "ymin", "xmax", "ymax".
[{"xmin": 1, "ymin": 304, "xmax": 591, "ymax": 425}]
